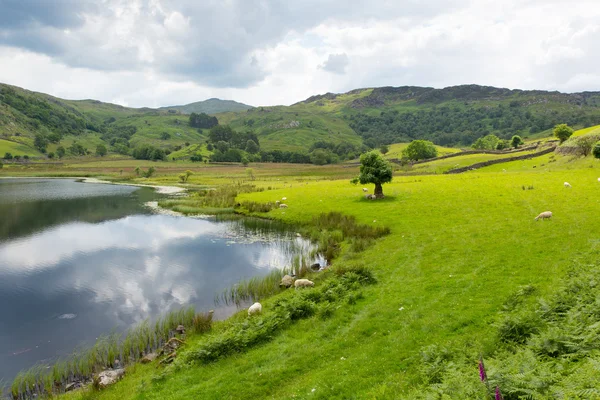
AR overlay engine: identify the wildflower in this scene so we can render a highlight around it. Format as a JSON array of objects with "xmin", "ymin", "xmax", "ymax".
[
  {"xmin": 495, "ymin": 386, "xmax": 503, "ymax": 400},
  {"xmin": 478, "ymin": 358, "xmax": 487, "ymax": 382}
]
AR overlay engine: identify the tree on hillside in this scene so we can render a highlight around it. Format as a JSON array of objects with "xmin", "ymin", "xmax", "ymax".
[
  {"xmin": 95, "ymin": 144, "xmax": 107, "ymax": 157},
  {"xmin": 160, "ymin": 132, "xmax": 171, "ymax": 140},
  {"xmin": 34, "ymin": 134, "xmax": 48, "ymax": 153},
  {"xmin": 245, "ymin": 139, "xmax": 259, "ymax": 154},
  {"xmin": 471, "ymin": 134, "xmax": 500, "ymax": 150},
  {"xmin": 402, "ymin": 140, "xmax": 438, "ymax": 161},
  {"xmin": 209, "ymin": 125, "xmax": 234, "ymax": 143},
  {"xmin": 511, "ymin": 135, "xmax": 524, "ymax": 148},
  {"xmin": 496, "ymin": 139, "xmax": 510, "ymax": 150},
  {"xmin": 554, "ymin": 124, "xmax": 574, "ymax": 143},
  {"xmin": 379, "ymin": 144, "xmax": 389, "ymax": 154},
  {"xmin": 56, "ymin": 146, "xmax": 66, "ymax": 159},
  {"xmin": 593, "ymin": 142, "xmax": 600, "ymax": 159},
  {"xmin": 3, "ymin": 152, "xmax": 12, "ymax": 160},
  {"xmin": 189, "ymin": 112, "xmax": 218, "ymax": 129},
  {"xmin": 355, "ymin": 151, "xmax": 393, "ymax": 198},
  {"xmin": 576, "ymin": 135, "xmax": 598, "ymax": 157}
]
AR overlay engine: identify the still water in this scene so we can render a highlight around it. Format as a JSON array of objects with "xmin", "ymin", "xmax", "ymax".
[{"xmin": 0, "ymin": 178, "xmax": 309, "ymax": 381}]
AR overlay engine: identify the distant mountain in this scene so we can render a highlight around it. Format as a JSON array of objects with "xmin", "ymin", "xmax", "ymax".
[{"xmin": 160, "ymin": 98, "xmax": 254, "ymax": 115}]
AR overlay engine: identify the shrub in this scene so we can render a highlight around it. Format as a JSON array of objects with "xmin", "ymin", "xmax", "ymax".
[
  {"xmin": 511, "ymin": 135, "xmax": 524, "ymax": 148},
  {"xmin": 497, "ymin": 313, "xmax": 540, "ymax": 344},
  {"xmin": 594, "ymin": 142, "xmax": 600, "ymax": 159},
  {"xmin": 553, "ymin": 123, "xmax": 574, "ymax": 143},
  {"xmin": 403, "ymin": 140, "xmax": 438, "ymax": 160}
]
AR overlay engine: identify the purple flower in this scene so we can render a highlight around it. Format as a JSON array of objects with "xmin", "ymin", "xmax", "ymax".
[
  {"xmin": 478, "ymin": 358, "xmax": 487, "ymax": 382},
  {"xmin": 495, "ymin": 386, "xmax": 503, "ymax": 400}
]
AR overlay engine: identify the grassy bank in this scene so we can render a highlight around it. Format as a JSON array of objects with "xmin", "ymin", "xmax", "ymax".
[{"xmin": 36, "ymin": 149, "xmax": 597, "ymax": 399}]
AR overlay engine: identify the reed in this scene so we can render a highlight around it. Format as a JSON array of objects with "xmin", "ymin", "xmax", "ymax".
[{"xmin": 9, "ymin": 305, "xmax": 205, "ymax": 399}]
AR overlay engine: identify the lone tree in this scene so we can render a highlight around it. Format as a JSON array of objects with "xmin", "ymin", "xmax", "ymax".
[
  {"xmin": 553, "ymin": 124, "xmax": 574, "ymax": 143},
  {"xmin": 356, "ymin": 151, "xmax": 393, "ymax": 198},
  {"xmin": 511, "ymin": 135, "xmax": 524, "ymax": 148},
  {"xmin": 379, "ymin": 144, "xmax": 389, "ymax": 154}
]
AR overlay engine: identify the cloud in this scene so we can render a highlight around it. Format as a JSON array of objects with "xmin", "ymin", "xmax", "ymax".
[
  {"xmin": 320, "ymin": 53, "xmax": 349, "ymax": 74},
  {"xmin": 1, "ymin": 0, "xmax": 600, "ymax": 106}
]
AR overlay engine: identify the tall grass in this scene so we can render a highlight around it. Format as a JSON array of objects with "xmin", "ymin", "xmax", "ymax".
[
  {"xmin": 217, "ymin": 253, "xmax": 312, "ymax": 307},
  {"xmin": 158, "ymin": 182, "xmax": 264, "ymax": 215},
  {"xmin": 9, "ymin": 306, "xmax": 210, "ymax": 399}
]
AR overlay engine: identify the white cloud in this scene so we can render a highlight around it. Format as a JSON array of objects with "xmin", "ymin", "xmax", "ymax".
[{"xmin": 0, "ymin": 0, "xmax": 599, "ymax": 107}]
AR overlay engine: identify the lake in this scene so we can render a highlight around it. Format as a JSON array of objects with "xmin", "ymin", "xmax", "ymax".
[{"xmin": 0, "ymin": 178, "xmax": 311, "ymax": 382}]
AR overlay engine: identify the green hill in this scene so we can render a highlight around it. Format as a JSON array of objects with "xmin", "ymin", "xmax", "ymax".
[
  {"xmin": 3, "ymin": 82, "xmax": 600, "ymax": 160},
  {"xmin": 160, "ymin": 98, "xmax": 254, "ymax": 114}
]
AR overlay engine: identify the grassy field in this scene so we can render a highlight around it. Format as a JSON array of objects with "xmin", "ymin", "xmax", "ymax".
[
  {"xmin": 4, "ymin": 125, "xmax": 600, "ymax": 399},
  {"xmin": 33, "ymin": 147, "xmax": 596, "ymax": 399},
  {"xmin": 0, "ymin": 138, "xmax": 42, "ymax": 157}
]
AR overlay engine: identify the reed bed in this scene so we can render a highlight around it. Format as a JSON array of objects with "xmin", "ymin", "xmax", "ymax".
[
  {"xmin": 217, "ymin": 252, "xmax": 313, "ymax": 306},
  {"xmin": 10, "ymin": 306, "xmax": 208, "ymax": 399}
]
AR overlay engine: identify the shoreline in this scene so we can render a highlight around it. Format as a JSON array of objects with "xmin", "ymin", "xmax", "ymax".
[{"xmin": 0, "ymin": 175, "xmax": 187, "ymax": 195}]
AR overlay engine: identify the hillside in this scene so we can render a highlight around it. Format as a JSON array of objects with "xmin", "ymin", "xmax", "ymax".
[
  {"xmin": 3, "ymin": 82, "xmax": 600, "ymax": 161},
  {"xmin": 160, "ymin": 98, "xmax": 254, "ymax": 114}
]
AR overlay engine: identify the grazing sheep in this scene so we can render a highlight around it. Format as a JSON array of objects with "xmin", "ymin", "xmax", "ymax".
[
  {"xmin": 280, "ymin": 275, "xmax": 294, "ymax": 288},
  {"xmin": 279, "ymin": 203, "xmax": 288, "ymax": 208},
  {"xmin": 275, "ymin": 200, "xmax": 280, "ymax": 205},
  {"xmin": 535, "ymin": 211, "xmax": 552, "ymax": 221},
  {"xmin": 294, "ymin": 279, "xmax": 315, "ymax": 289},
  {"xmin": 564, "ymin": 182, "xmax": 571, "ymax": 188},
  {"xmin": 248, "ymin": 302, "xmax": 262, "ymax": 316},
  {"xmin": 282, "ymin": 197, "xmax": 287, "ymax": 201},
  {"xmin": 598, "ymin": 178, "xmax": 600, "ymax": 182},
  {"xmin": 362, "ymin": 188, "xmax": 368, "ymax": 192}
]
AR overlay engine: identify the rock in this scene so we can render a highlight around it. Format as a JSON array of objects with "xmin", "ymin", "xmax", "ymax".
[
  {"xmin": 175, "ymin": 324, "xmax": 185, "ymax": 334},
  {"xmin": 65, "ymin": 382, "xmax": 83, "ymax": 392},
  {"xmin": 97, "ymin": 369, "xmax": 125, "ymax": 388},
  {"xmin": 280, "ymin": 274, "xmax": 294, "ymax": 288},
  {"xmin": 310, "ymin": 263, "xmax": 321, "ymax": 271},
  {"xmin": 141, "ymin": 353, "xmax": 157, "ymax": 364}
]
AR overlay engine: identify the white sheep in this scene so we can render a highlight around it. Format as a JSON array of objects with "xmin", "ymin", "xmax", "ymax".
[
  {"xmin": 564, "ymin": 182, "xmax": 571, "ymax": 188},
  {"xmin": 282, "ymin": 197, "xmax": 287, "ymax": 201},
  {"xmin": 597, "ymin": 178, "xmax": 600, "ymax": 182},
  {"xmin": 535, "ymin": 211, "xmax": 552, "ymax": 221},
  {"xmin": 248, "ymin": 302, "xmax": 262, "ymax": 316},
  {"xmin": 294, "ymin": 279, "xmax": 314, "ymax": 289},
  {"xmin": 279, "ymin": 204, "xmax": 288, "ymax": 208},
  {"xmin": 275, "ymin": 200, "xmax": 280, "ymax": 205},
  {"xmin": 362, "ymin": 188, "xmax": 368, "ymax": 192}
]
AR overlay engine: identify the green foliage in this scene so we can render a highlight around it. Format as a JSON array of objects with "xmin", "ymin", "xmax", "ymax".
[
  {"xmin": 160, "ymin": 131, "xmax": 171, "ymax": 140},
  {"xmin": 511, "ymin": 135, "xmax": 524, "ymax": 148},
  {"xmin": 3, "ymin": 152, "xmax": 12, "ymax": 160},
  {"xmin": 379, "ymin": 144, "xmax": 389, "ymax": 154},
  {"xmin": 554, "ymin": 123, "xmax": 574, "ymax": 143},
  {"xmin": 245, "ymin": 139, "xmax": 259, "ymax": 154},
  {"xmin": 356, "ymin": 151, "xmax": 393, "ymax": 196},
  {"xmin": 142, "ymin": 166, "xmax": 156, "ymax": 178},
  {"xmin": 56, "ymin": 146, "xmax": 66, "ymax": 158},
  {"xmin": 189, "ymin": 112, "xmax": 218, "ymax": 129},
  {"xmin": 593, "ymin": 142, "xmax": 600, "ymax": 159},
  {"xmin": 402, "ymin": 139, "xmax": 438, "ymax": 161},
  {"xmin": 132, "ymin": 145, "xmax": 165, "ymax": 161},
  {"xmin": 34, "ymin": 133, "xmax": 48, "ymax": 153},
  {"xmin": 69, "ymin": 142, "xmax": 87, "ymax": 156},
  {"xmin": 95, "ymin": 144, "xmax": 107, "ymax": 157},
  {"xmin": 472, "ymin": 134, "xmax": 500, "ymax": 150},
  {"xmin": 190, "ymin": 153, "xmax": 203, "ymax": 162},
  {"xmin": 496, "ymin": 139, "xmax": 510, "ymax": 150},
  {"xmin": 178, "ymin": 170, "xmax": 193, "ymax": 183}
]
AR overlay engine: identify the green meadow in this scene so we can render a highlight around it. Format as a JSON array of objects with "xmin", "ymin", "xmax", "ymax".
[
  {"xmin": 2, "ymin": 124, "xmax": 600, "ymax": 399},
  {"xmin": 41, "ymin": 134, "xmax": 599, "ymax": 399}
]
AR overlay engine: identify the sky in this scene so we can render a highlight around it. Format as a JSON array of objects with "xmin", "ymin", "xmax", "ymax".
[{"xmin": 0, "ymin": 0, "xmax": 599, "ymax": 108}]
